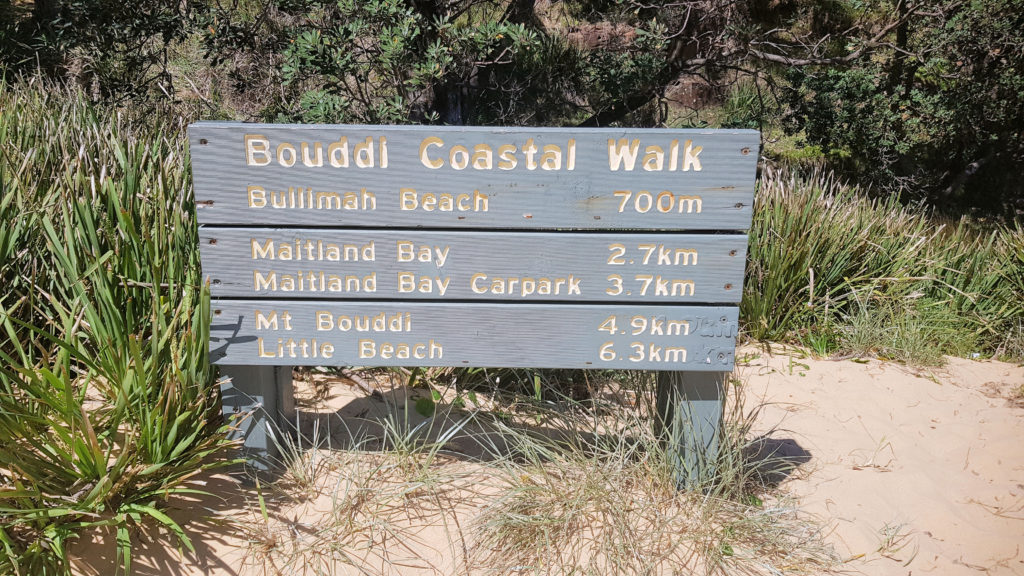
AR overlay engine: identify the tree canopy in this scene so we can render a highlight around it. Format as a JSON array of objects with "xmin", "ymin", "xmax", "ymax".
[{"xmin": 1, "ymin": 0, "xmax": 1021, "ymax": 216}]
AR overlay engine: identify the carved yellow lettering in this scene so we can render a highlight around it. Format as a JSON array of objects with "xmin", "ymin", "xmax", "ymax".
[
  {"xmin": 523, "ymin": 138, "xmax": 538, "ymax": 170},
  {"xmin": 472, "ymin": 144, "xmax": 493, "ymax": 169},
  {"xmin": 438, "ymin": 194, "xmax": 453, "ymax": 211},
  {"xmin": 471, "ymin": 273, "xmax": 487, "ymax": 293},
  {"xmin": 359, "ymin": 339, "xmax": 376, "ymax": 358},
  {"xmin": 255, "ymin": 310, "xmax": 278, "ymax": 330},
  {"xmin": 276, "ymin": 142, "xmax": 297, "ymax": 167},
  {"xmin": 328, "ymin": 137, "xmax": 349, "ymax": 167},
  {"xmin": 316, "ymin": 311, "xmax": 333, "ymax": 330},
  {"xmin": 397, "ymin": 272, "xmax": 415, "ymax": 293},
  {"xmin": 497, "ymin": 145, "xmax": 517, "ymax": 170},
  {"xmin": 254, "ymin": 271, "xmax": 276, "ymax": 291},
  {"xmin": 449, "ymin": 145, "xmax": 470, "ymax": 170},
  {"xmin": 396, "ymin": 241, "xmax": 414, "ymax": 262},
  {"xmin": 475, "ymin": 189, "xmax": 489, "ymax": 211},
  {"xmin": 421, "ymin": 193, "xmax": 437, "ymax": 211},
  {"xmin": 642, "ymin": 145, "xmax": 664, "ymax": 171},
  {"xmin": 354, "ymin": 137, "xmax": 375, "ymax": 168},
  {"xmin": 251, "ymin": 238, "xmax": 274, "ymax": 259},
  {"xmin": 257, "ymin": 338, "xmax": 276, "ymax": 357},
  {"xmin": 608, "ymin": 138, "xmax": 640, "ymax": 171},
  {"xmin": 419, "ymin": 137, "xmax": 444, "ymax": 169},
  {"xmin": 301, "ymin": 142, "xmax": 324, "ymax": 167},
  {"xmin": 247, "ymin": 185, "xmax": 266, "ymax": 208},
  {"xmin": 540, "ymin": 144, "xmax": 562, "ymax": 170},
  {"xmin": 244, "ymin": 134, "xmax": 271, "ymax": 166},
  {"xmin": 400, "ymin": 188, "xmax": 418, "ymax": 210},
  {"xmin": 683, "ymin": 140, "xmax": 703, "ymax": 171}
]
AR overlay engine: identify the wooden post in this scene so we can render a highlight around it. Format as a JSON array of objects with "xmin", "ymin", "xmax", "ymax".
[
  {"xmin": 656, "ymin": 371, "xmax": 726, "ymax": 490},
  {"xmin": 219, "ymin": 365, "xmax": 295, "ymax": 471}
]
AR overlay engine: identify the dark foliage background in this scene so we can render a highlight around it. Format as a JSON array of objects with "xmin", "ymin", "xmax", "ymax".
[{"xmin": 1, "ymin": 0, "xmax": 1021, "ymax": 217}]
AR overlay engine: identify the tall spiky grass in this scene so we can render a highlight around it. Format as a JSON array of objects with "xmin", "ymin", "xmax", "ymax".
[
  {"xmin": 744, "ymin": 167, "xmax": 1024, "ymax": 361},
  {"xmin": 0, "ymin": 77, "xmax": 233, "ymax": 575}
]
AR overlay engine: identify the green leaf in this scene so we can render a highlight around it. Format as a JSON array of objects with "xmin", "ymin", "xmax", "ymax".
[
  {"xmin": 414, "ymin": 396, "xmax": 435, "ymax": 418},
  {"xmin": 127, "ymin": 504, "xmax": 195, "ymax": 553},
  {"xmin": 116, "ymin": 524, "xmax": 132, "ymax": 574}
]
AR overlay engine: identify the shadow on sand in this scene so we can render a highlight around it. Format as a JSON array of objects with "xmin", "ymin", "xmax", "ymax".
[{"xmin": 71, "ymin": 375, "xmax": 813, "ymax": 574}]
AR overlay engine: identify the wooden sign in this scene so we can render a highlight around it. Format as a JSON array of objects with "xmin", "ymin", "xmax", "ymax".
[
  {"xmin": 190, "ymin": 123, "xmax": 759, "ymax": 371},
  {"xmin": 199, "ymin": 229, "xmax": 747, "ymax": 302},
  {"xmin": 210, "ymin": 302, "xmax": 739, "ymax": 369},
  {"xmin": 191, "ymin": 124, "xmax": 757, "ymax": 230}
]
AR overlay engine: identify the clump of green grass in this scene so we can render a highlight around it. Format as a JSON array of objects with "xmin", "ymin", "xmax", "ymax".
[
  {"xmin": 838, "ymin": 296, "xmax": 980, "ymax": 365},
  {"xmin": 995, "ymin": 225, "xmax": 1024, "ymax": 360},
  {"xmin": 0, "ymin": 77, "xmax": 232, "ymax": 575},
  {"xmin": 744, "ymin": 167, "xmax": 1024, "ymax": 364}
]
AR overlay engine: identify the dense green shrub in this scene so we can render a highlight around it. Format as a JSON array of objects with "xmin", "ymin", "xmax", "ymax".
[
  {"xmin": 784, "ymin": 0, "xmax": 1024, "ymax": 216},
  {"xmin": 0, "ymin": 79, "xmax": 232, "ymax": 575},
  {"xmin": 199, "ymin": 0, "xmax": 666, "ymax": 126},
  {"xmin": 0, "ymin": 0, "xmax": 202, "ymax": 100}
]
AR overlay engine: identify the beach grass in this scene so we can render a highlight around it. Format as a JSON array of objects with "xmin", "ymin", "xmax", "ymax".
[
  {"xmin": 0, "ymin": 77, "xmax": 232, "ymax": 575},
  {"xmin": 235, "ymin": 370, "xmax": 837, "ymax": 575},
  {"xmin": 744, "ymin": 168, "xmax": 1023, "ymax": 363}
]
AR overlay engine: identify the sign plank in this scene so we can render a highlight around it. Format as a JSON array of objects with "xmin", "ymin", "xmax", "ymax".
[
  {"xmin": 200, "ymin": 229, "xmax": 747, "ymax": 302},
  {"xmin": 210, "ymin": 301, "xmax": 739, "ymax": 370},
  {"xmin": 190, "ymin": 124, "xmax": 758, "ymax": 230}
]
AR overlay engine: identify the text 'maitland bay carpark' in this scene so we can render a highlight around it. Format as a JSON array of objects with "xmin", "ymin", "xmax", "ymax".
[{"xmin": 190, "ymin": 124, "xmax": 758, "ymax": 370}]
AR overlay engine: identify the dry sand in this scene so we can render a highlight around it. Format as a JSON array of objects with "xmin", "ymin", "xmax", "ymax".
[
  {"xmin": 71, "ymin": 348, "xmax": 1024, "ymax": 575},
  {"xmin": 738, "ymin": 348, "xmax": 1024, "ymax": 575}
]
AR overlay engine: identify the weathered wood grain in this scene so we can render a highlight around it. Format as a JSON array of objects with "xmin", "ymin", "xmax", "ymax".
[
  {"xmin": 190, "ymin": 123, "xmax": 758, "ymax": 230},
  {"xmin": 210, "ymin": 301, "xmax": 740, "ymax": 370},
  {"xmin": 200, "ymin": 229, "xmax": 748, "ymax": 302}
]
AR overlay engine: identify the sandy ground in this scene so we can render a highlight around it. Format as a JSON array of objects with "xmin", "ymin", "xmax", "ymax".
[
  {"xmin": 71, "ymin": 348, "xmax": 1024, "ymax": 575},
  {"xmin": 738, "ymin": 349, "xmax": 1024, "ymax": 575}
]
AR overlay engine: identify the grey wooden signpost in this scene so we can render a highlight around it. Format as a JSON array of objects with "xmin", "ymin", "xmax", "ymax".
[{"xmin": 189, "ymin": 123, "xmax": 758, "ymax": 487}]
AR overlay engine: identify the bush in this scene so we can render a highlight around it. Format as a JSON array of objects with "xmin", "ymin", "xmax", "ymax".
[
  {"xmin": 0, "ymin": 78, "xmax": 232, "ymax": 574},
  {"xmin": 1, "ymin": 0, "xmax": 203, "ymax": 101},
  {"xmin": 743, "ymin": 167, "xmax": 1024, "ymax": 361},
  {"xmin": 783, "ymin": 0, "xmax": 1024, "ymax": 217}
]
